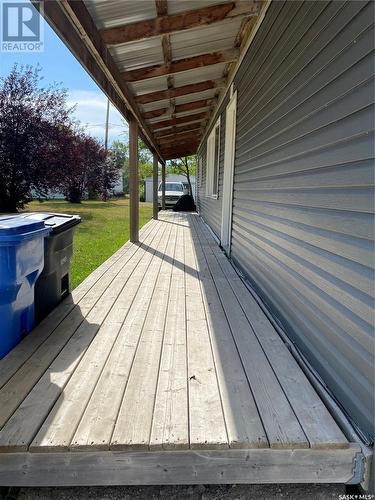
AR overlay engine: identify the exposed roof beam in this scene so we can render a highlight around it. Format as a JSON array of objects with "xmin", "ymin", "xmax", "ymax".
[
  {"xmin": 160, "ymin": 136, "xmax": 200, "ymax": 146},
  {"xmin": 143, "ymin": 108, "xmax": 168, "ymax": 119},
  {"xmin": 160, "ymin": 143, "xmax": 200, "ymax": 155},
  {"xmin": 235, "ymin": 14, "xmax": 257, "ymax": 48},
  {"xmin": 167, "ymin": 75, "xmax": 175, "ymax": 89},
  {"xmin": 155, "ymin": 123, "xmax": 205, "ymax": 138},
  {"xmin": 136, "ymin": 79, "xmax": 223, "ymax": 104},
  {"xmin": 161, "ymin": 34, "xmax": 172, "ymax": 65},
  {"xmin": 101, "ymin": 2, "xmax": 259, "ymax": 45},
  {"xmin": 35, "ymin": 0, "xmax": 163, "ymax": 162},
  {"xmin": 175, "ymin": 98, "xmax": 215, "ymax": 114},
  {"xmin": 155, "ymin": 0, "xmax": 168, "ymax": 17},
  {"xmin": 160, "ymin": 139, "xmax": 200, "ymax": 151},
  {"xmin": 157, "ymin": 131, "xmax": 202, "ymax": 145},
  {"xmin": 198, "ymin": 0, "xmax": 270, "ymax": 153},
  {"xmin": 143, "ymin": 99, "xmax": 214, "ymax": 121},
  {"xmin": 122, "ymin": 49, "xmax": 239, "ymax": 82},
  {"xmin": 162, "ymin": 146, "xmax": 199, "ymax": 160},
  {"xmin": 150, "ymin": 112, "xmax": 208, "ymax": 130}
]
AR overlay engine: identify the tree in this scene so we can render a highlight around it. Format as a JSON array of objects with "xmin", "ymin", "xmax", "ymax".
[
  {"xmin": 112, "ymin": 139, "xmax": 129, "ymax": 194},
  {"xmin": 101, "ymin": 150, "xmax": 122, "ymax": 201},
  {"xmin": 0, "ymin": 65, "xmax": 73, "ymax": 212},
  {"xmin": 111, "ymin": 137, "xmax": 154, "ymax": 199},
  {"xmin": 168, "ymin": 156, "xmax": 197, "ymax": 195},
  {"xmin": 54, "ymin": 126, "xmax": 119, "ymax": 203},
  {"xmin": 138, "ymin": 139, "xmax": 154, "ymax": 179}
]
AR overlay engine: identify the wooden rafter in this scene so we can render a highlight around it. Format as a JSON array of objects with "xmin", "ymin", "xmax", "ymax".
[
  {"xmin": 100, "ymin": 2, "xmax": 259, "ymax": 45},
  {"xmin": 198, "ymin": 1, "xmax": 265, "ymax": 152},
  {"xmin": 157, "ymin": 130, "xmax": 202, "ymax": 144},
  {"xmin": 157, "ymin": 1, "xmax": 176, "ymax": 140},
  {"xmin": 143, "ymin": 108, "xmax": 168, "ymax": 120},
  {"xmin": 161, "ymin": 143, "xmax": 199, "ymax": 155},
  {"xmin": 162, "ymin": 146, "xmax": 199, "ymax": 160},
  {"xmin": 154, "ymin": 123, "xmax": 205, "ymax": 138},
  {"xmin": 160, "ymin": 142, "xmax": 200, "ymax": 154},
  {"xmin": 143, "ymin": 99, "xmax": 214, "ymax": 121},
  {"xmin": 136, "ymin": 80, "xmax": 223, "ymax": 104},
  {"xmin": 155, "ymin": 0, "xmax": 168, "ymax": 17},
  {"xmin": 160, "ymin": 142, "xmax": 201, "ymax": 153},
  {"xmin": 161, "ymin": 136, "xmax": 200, "ymax": 147},
  {"xmin": 122, "ymin": 49, "xmax": 239, "ymax": 82},
  {"xmin": 235, "ymin": 15, "xmax": 257, "ymax": 48},
  {"xmin": 161, "ymin": 34, "xmax": 172, "ymax": 65},
  {"xmin": 150, "ymin": 112, "xmax": 208, "ymax": 130},
  {"xmin": 160, "ymin": 136, "xmax": 200, "ymax": 147},
  {"xmin": 175, "ymin": 99, "xmax": 214, "ymax": 114},
  {"xmin": 167, "ymin": 75, "xmax": 175, "ymax": 90}
]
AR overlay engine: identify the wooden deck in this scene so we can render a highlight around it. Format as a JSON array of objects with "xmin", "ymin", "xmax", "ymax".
[{"xmin": 0, "ymin": 212, "xmax": 363, "ymax": 486}]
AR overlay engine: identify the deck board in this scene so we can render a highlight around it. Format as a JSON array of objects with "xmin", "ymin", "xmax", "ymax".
[
  {"xmin": 0, "ymin": 222, "xmax": 155, "ymax": 391},
  {"xmin": 70, "ymin": 221, "xmax": 170, "ymax": 451},
  {"xmin": 193, "ymin": 215, "xmax": 349, "ymax": 449},
  {"xmin": 0, "ymin": 211, "xmax": 356, "ymax": 485},
  {"xmin": 111, "ymin": 218, "xmax": 176, "ymax": 450},
  {"xmin": 189, "ymin": 215, "xmax": 268, "ymax": 449},
  {"xmin": 190, "ymin": 215, "xmax": 309, "ymax": 449},
  {"xmin": 184, "ymin": 216, "xmax": 228, "ymax": 449},
  {"xmin": 31, "ymin": 219, "xmax": 170, "ymax": 452},
  {"xmin": 150, "ymin": 215, "xmax": 189, "ymax": 450},
  {"xmin": 0, "ymin": 221, "xmax": 162, "ymax": 451}
]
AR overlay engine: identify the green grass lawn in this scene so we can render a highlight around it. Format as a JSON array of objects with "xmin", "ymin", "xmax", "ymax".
[{"xmin": 26, "ymin": 198, "xmax": 153, "ymax": 289}]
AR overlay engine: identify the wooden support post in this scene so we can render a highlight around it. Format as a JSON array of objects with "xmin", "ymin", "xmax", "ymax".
[
  {"xmin": 161, "ymin": 162, "xmax": 166, "ymax": 210},
  {"xmin": 129, "ymin": 118, "xmax": 139, "ymax": 243},
  {"xmin": 153, "ymin": 154, "xmax": 159, "ymax": 220}
]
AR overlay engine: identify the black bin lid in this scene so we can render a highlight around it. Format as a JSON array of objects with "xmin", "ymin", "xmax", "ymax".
[{"xmin": 22, "ymin": 212, "xmax": 81, "ymax": 235}]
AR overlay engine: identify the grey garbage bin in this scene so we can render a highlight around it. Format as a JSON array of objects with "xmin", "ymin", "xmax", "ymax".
[{"xmin": 22, "ymin": 212, "xmax": 81, "ymax": 323}]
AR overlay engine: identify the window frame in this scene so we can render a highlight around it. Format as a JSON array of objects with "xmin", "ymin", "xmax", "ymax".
[
  {"xmin": 206, "ymin": 117, "xmax": 221, "ymax": 199},
  {"xmin": 198, "ymin": 154, "xmax": 203, "ymax": 188}
]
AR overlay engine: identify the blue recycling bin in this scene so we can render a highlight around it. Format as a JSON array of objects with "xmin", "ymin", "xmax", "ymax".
[{"xmin": 0, "ymin": 216, "xmax": 51, "ymax": 359}]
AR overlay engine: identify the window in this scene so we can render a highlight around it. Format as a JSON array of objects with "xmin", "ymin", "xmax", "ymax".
[
  {"xmin": 198, "ymin": 155, "xmax": 203, "ymax": 188},
  {"xmin": 206, "ymin": 118, "xmax": 220, "ymax": 198},
  {"xmin": 158, "ymin": 182, "xmax": 183, "ymax": 192}
]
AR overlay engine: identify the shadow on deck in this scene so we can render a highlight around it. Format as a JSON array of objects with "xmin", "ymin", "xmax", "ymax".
[{"xmin": 0, "ymin": 212, "xmax": 363, "ymax": 487}]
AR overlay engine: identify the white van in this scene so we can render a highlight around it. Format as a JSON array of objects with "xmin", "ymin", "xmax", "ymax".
[{"xmin": 158, "ymin": 181, "xmax": 189, "ymax": 207}]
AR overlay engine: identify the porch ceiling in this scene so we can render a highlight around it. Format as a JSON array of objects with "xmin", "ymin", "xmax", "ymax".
[{"xmin": 37, "ymin": 0, "xmax": 263, "ymax": 161}]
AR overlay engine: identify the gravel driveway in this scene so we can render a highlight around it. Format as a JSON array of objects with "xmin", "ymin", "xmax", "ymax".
[{"xmin": 15, "ymin": 483, "xmax": 346, "ymax": 500}]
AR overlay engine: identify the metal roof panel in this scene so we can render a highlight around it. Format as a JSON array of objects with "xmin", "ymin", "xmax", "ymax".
[
  {"xmin": 173, "ymin": 63, "xmax": 227, "ymax": 87},
  {"xmin": 167, "ymin": 0, "xmax": 229, "ymax": 15},
  {"xmin": 130, "ymin": 77, "xmax": 168, "ymax": 96},
  {"xmin": 110, "ymin": 38, "xmax": 164, "ymax": 71},
  {"xmin": 84, "ymin": 0, "xmax": 157, "ymax": 29},
  {"xmin": 170, "ymin": 17, "xmax": 243, "ymax": 58}
]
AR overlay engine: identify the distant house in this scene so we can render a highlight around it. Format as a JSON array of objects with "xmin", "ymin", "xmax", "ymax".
[
  {"xmin": 144, "ymin": 174, "xmax": 196, "ymax": 203},
  {"xmin": 32, "ymin": 167, "xmax": 124, "ymax": 200},
  {"xmin": 112, "ymin": 175, "xmax": 124, "ymax": 196}
]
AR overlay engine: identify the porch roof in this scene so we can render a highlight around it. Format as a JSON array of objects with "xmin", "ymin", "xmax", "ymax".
[{"xmin": 35, "ymin": 0, "xmax": 265, "ymax": 161}]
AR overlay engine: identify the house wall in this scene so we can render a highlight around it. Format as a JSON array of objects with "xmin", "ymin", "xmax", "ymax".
[
  {"xmin": 197, "ymin": 0, "xmax": 374, "ymax": 440},
  {"xmin": 197, "ymin": 95, "xmax": 228, "ymax": 237}
]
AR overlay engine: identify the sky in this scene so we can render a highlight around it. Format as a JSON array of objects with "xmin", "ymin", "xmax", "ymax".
[{"xmin": 0, "ymin": 2, "xmax": 127, "ymax": 145}]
